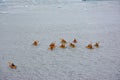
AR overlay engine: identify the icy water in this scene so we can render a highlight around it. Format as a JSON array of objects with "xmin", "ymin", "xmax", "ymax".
[
  {"xmin": 0, "ymin": 0, "xmax": 120, "ymax": 80},
  {"xmin": 0, "ymin": 0, "xmax": 118, "ymax": 6}
]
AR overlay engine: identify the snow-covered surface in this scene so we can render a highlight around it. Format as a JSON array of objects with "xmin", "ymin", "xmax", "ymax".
[{"xmin": 0, "ymin": 0, "xmax": 120, "ymax": 80}]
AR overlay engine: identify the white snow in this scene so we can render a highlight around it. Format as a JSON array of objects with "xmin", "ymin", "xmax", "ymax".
[{"xmin": 0, "ymin": 0, "xmax": 120, "ymax": 80}]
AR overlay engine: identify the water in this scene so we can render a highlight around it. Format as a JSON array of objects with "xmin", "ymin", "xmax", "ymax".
[
  {"xmin": 0, "ymin": 0, "xmax": 118, "ymax": 12},
  {"xmin": 0, "ymin": 0, "xmax": 117, "ymax": 6}
]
